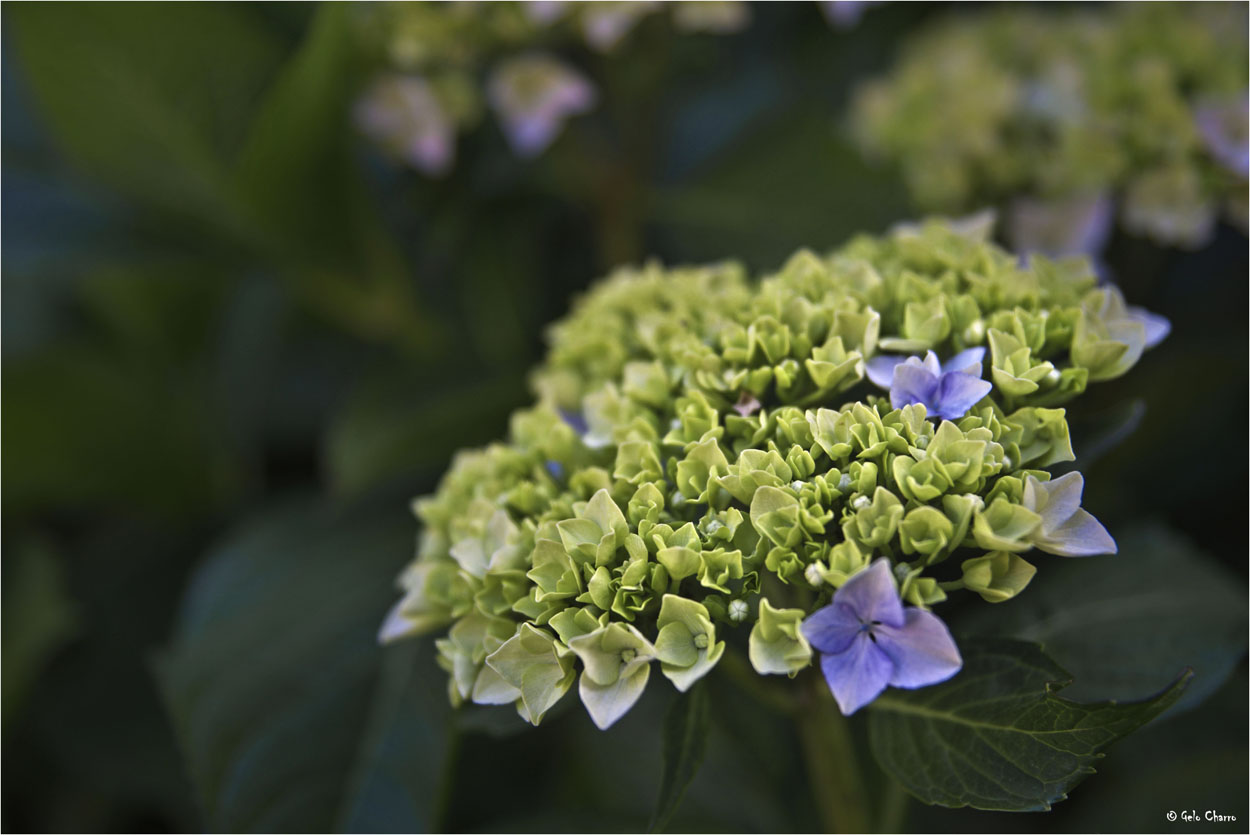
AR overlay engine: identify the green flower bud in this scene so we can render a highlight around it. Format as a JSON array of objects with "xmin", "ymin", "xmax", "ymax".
[
  {"xmin": 971, "ymin": 496, "xmax": 1043, "ymax": 552},
  {"xmin": 1007, "ymin": 407, "xmax": 1075, "ymax": 467},
  {"xmin": 698, "ymin": 547, "xmax": 745, "ymax": 594},
  {"xmin": 450, "ymin": 508, "xmax": 522, "ymax": 579},
  {"xmin": 748, "ymin": 598, "xmax": 813, "ymax": 676},
  {"xmin": 613, "ymin": 439, "xmax": 664, "ymax": 485},
  {"xmin": 820, "ymin": 538, "xmax": 872, "ymax": 587},
  {"xmin": 750, "ymin": 485, "xmax": 805, "ymax": 548},
  {"xmin": 806, "ymin": 407, "xmax": 855, "ymax": 462},
  {"xmin": 663, "ymin": 391, "xmax": 723, "ymax": 448},
  {"xmin": 961, "ymin": 551, "xmax": 1037, "ymax": 603},
  {"xmin": 622, "ymin": 360, "xmax": 673, "ymax": 408},
  {"xmin": 988, "ymin": 328, "xmax": 1055, "ymax": 398},
  {"xmin": 805, "ymin": 337, "xmax": 865, "ymax": 392},
  {"xmin": 717, "ymin": 448, "xmax": 792, "ymax": 504},
  {"xmin": 900, "ymin": 572, "xmax": 947, "ymax": 607},
  {"xmin": 548, "ymin": 606, "xmax": 605, "ymax": 644},
  {"xmin": 843, "ymin": 487, "xmax": 903, "ymax": 549},
  {"xmin": 898, "ymin": 506, "xmax": 956, "ymax": 561},
  {"xmin": 557, "ymin": 488, "xmax": 627, "ymax": 568},
  {"xmin": 675, "ymin": 437, "xmax": 731, "ymax": 504}
]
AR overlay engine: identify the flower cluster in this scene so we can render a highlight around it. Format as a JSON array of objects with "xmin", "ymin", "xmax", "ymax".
[
  {"xmin": 353, "ymin": 1, "xmax": 750, "ymax": 174},
  {"xmin": 851, "ymin": 3, "xmax": 1248, "ymax": 253},
  {"xmin": 381, "ymin": 218, "xmax": 1165, "ymax": 727}
]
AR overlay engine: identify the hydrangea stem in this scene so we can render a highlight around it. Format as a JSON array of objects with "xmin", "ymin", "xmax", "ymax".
[
  {"xmin": 797, "ymin": 671, "xmax": 869, "ymax": 834},
  {"xmin": 878, "ymin": 775, "xmax": 910, "ymax": 833}
]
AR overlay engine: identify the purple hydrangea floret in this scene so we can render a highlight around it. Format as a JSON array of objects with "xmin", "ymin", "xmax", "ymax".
[
  {"xmin": 802, "ymin": 559, "xmax": 962, "ymax": 715},
  {"xmin": 866, "ymin": 348, "xmax": 992, "ymax": 420}
]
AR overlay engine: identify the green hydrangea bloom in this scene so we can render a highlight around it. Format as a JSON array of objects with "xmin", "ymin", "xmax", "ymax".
[
  {"xmin": 851, "ymin": 3, "xmax": 1248, "ymax": 250},
  {"xmin": 381, "ymin": 217, "xmax": 1161, "ymax": 729}
]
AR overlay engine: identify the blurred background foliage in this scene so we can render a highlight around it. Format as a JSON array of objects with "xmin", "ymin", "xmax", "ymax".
[{"xmin": 2, "ymin": 2, "xmax": 1245, "ymax": 832}]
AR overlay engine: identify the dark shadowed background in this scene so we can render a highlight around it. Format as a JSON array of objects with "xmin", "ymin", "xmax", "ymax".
[{"xmin": 3, "ymin": 3, "xmax": 1246, "ymax": 832}]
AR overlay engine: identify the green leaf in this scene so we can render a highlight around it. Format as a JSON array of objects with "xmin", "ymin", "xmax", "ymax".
[
  {"xmin": 648, "ymin": 682, "xmax": 712, "ymax": 833},
  {"xmin": 868, "ymin": 638, "xmax": 1190, "ymax": 812},
  {"xmin": 325, "ymin": 369, "xmax": 528, "ymax": 499},
  {"xmin": 10, "ymin": 3, "xmax": 280, "ymax": 219},
  {"xmin": 231, "ymin": 3, "xmax": 359, "ymax": 258},
  {"xmin": 154, "ymin": 498, "xmax": 454, "ymax": 831},
  {"xmin": 957, "ymin": 523, "xmax": 1245, "ymax": 712},
  {"xmin": 2, "ymin": 539, "xmax": 77, "ymax": 727}
]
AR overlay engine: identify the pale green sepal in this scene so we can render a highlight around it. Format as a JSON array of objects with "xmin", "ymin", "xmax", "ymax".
[
  {"xmin": 567, "ymin": 622, "xmax": 656, "ymax": 687},
  {"xmin": 471, "ymin": 662, "xmax": 522, "ymax": 706},
  {"xmin": 579, "ymin": 664, "xmax": 651, "ymax": 730},
  {"xmin": 654, "ymin": 595, "xmax": 724, "ymax": 692},
  {"xmin": 485, "ymin": 623, "xmax": 576, "ymax": 724}
]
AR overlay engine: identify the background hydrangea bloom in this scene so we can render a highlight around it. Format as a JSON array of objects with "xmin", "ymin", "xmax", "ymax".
[
  {"xmin": 853, "ymin": 3, "xmax": 1249, "ymax": 250},
  {"xmin": 488, "ymin": 54, "xmax": 596, "ymax": 157}
]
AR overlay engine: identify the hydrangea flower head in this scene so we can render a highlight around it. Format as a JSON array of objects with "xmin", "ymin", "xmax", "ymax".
[
  {"xmin": 381, "ymin": 218, "xmax": 1162, "ymax": 733},
  {"xmin": 802, "ymin": 559, "xmax": 962, "ymax": 715}
]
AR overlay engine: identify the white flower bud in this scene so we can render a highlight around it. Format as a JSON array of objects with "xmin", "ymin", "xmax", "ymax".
[
  {"xmin": 852, "ymin": 494, "xmax": 872, "ymax": 511},
  {"xmin": 728, "ymin": 599, "xmax": 750, "ymax": 623},
  {"xmin": 805, "ymin": 562, "xmax": 826, "ymax": 587}
]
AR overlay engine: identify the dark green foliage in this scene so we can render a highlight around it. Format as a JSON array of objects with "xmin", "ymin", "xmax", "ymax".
[
  {"xmin": 868, "ymin": 639, "xmax": 1190, "ymax": 812},
  {"xmin": 649, "ymin": 682, "xmax": 712, "ymax": 833}
]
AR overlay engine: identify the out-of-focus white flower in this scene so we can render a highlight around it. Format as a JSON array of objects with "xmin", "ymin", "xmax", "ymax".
[
  {"xmin": 1194, "ymin": 94, "xmax": 1249, "ymax": 180},
  {"xmin": 488, "ymin": 54, "xmax": 597, "ymax": 158},
  {"xmin": 581, "ymin": 2, "xmax": 661, "ymax": 52},
  {"xmin": 820, "ymin": 1, "xmax": 882, "ymax": 30},
  {"xmin": 1122, "ymin": 165, "xmax": 1217, "ymax": 248},
  {"xmin": 355, "ymin": 75, "xmax": 456, "ymax": 176},
  {"xmin": 1008, "ymin": 191, "xmax": 1113, "ymax": 258},
  {"xmin": 671, "ymin": 1, "xmax": 750, "ymax": 34},
  {"xmin": 524, "ymin": 1, "xmax": 569, "ymax": 26}
]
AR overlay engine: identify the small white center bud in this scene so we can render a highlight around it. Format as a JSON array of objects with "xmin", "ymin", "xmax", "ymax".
[
  {"xmin": 1044, "ymin": 367, "xmax": 1061, "ymax": 386},
  {"xmin": 964, "ymin": 493, "xmax": 985, "ymax": 511},
  {"xmin": 805, "ymin": 562, "xmax": 825, "ymax": 587},
  {"xmin": 705, "ymin": 519, "xmax": 724, "ymax": 534},
  {"xmin": 791, "ymin": 480, "xmax": 805, "ymax": 491},
  {"xmin": 893, "ymin": 562, "xmax": 910, "ymax": 583},
  {"xmin": 1002, "ymin": 455, "xmax": 1013, "ymax": 470},
  {"xmin": 620, "ymin": 648, "xmax": 636, "ymax": 664},
  {"xmin": 728, "ymin": 599, "xmax": 749, "ymax": 623},
  {"xmin": 693, "ymin": 633, "xmax": 710, "ymax": 650},
  {"xmin": 852, "ymin": 495, "xmax": 872, "ymax": 511},
  {"xmin": 914, "ymin": 435, "xmax": 929, "ymax": 449},
  {"xmin": 963, "ymin": 319, "xmax": 986, "ymax": 343},
  {"xmin": 837, "ymin": 473, "xmax": 853, "ymax": 492}
]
